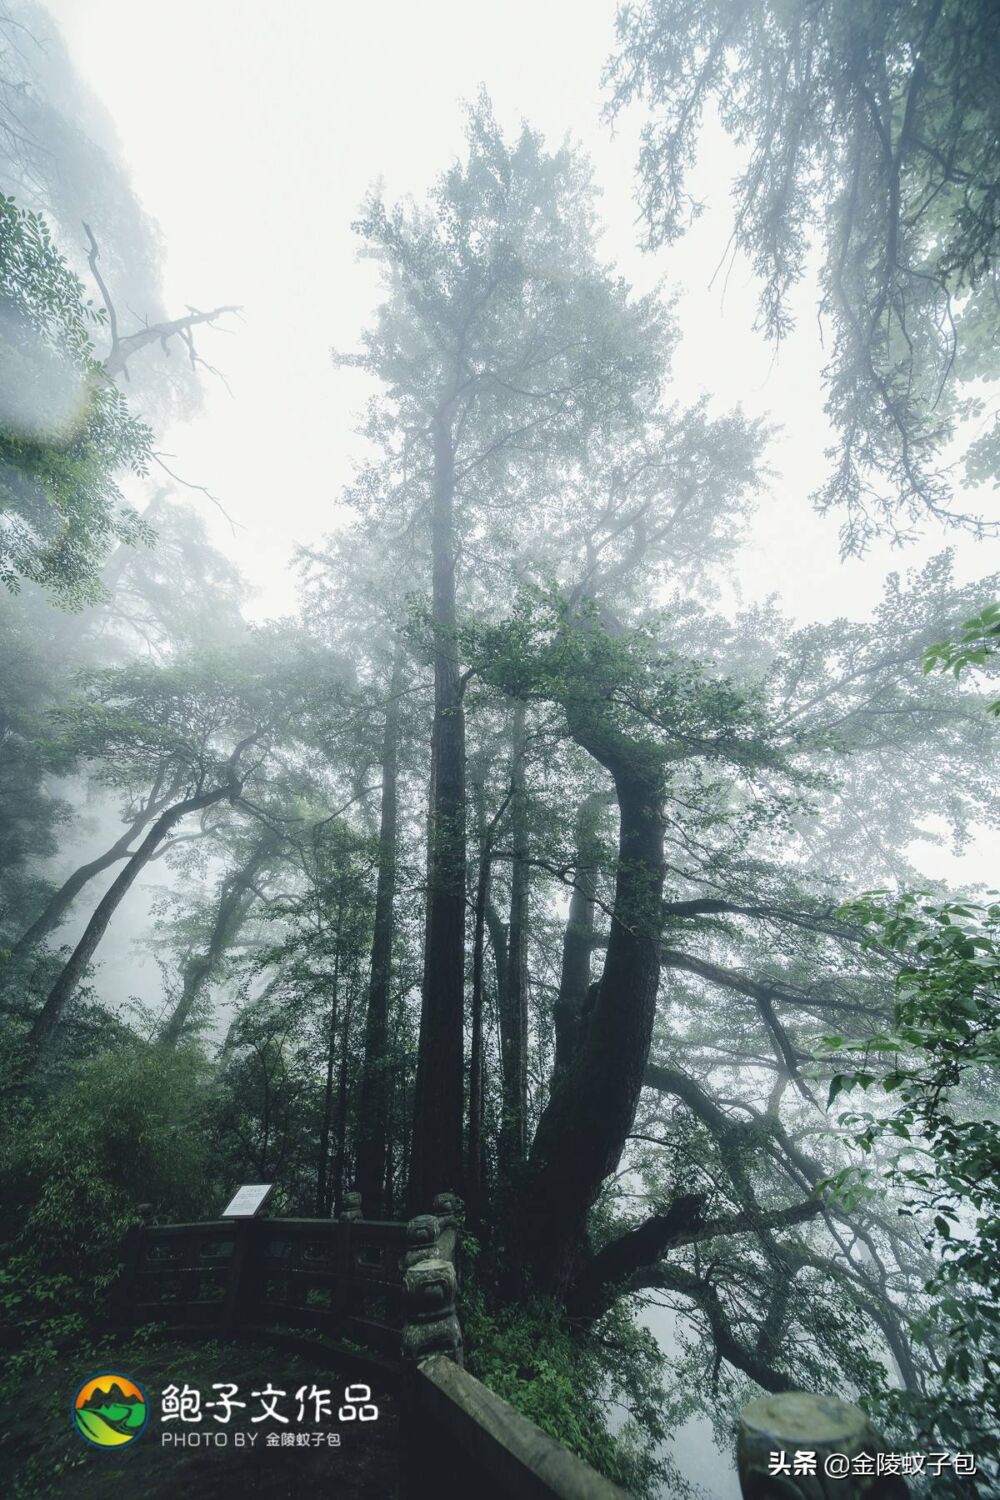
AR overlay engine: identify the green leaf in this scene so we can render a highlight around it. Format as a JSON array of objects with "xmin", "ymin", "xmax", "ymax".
[{"xmin": 827, "ymin": 1073, "xmax": 854, "ymax": 1107}]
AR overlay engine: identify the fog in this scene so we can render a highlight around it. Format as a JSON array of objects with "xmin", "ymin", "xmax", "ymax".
[{"xmin": 3, "ymin": 3, "xmax": 998, "ymax": 1496}]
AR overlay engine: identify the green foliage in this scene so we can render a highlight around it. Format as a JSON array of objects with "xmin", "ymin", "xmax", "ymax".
[
  {"xmin": 0, "ymin": 195, "xmax": 153, "ymax": 604},
  {"xmin": 48, "ymin": 626, "xmax": 352, "ymax": 804},
  {"xmin": 0, "ymin": 1043, "xmax": 214, "ymax": 1344},
  {"xmin": 466, "ymin": 584, "xmax": 787, "ymax": 765},
  {"xmin": 923, "ymin": 601, "xmax": 1000, "ymax": 715},
  {"xmin": 209, "ymin": 820, "xmax": 378, "ymax": 1212},
  {"xmin": 342, "ymin": 93, "xmax": 672, "ymax": 576},
  {"xmin": 461, "ymin": 1267, "xmax": 672, "ymax": 1499},
  {"xmin": 823, "ymin": 892, "xmax": 1000, "ymax": 1476},
  {"xmin": 761, "ymin": 553, "xmax": 1000, "ymax": 872}
]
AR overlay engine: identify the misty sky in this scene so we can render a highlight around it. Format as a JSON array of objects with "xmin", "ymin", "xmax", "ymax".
[
  {"xmin": 49, "ymin": 0, "xmax": 997, "ymax": 894},
  {"xmin": 47, "ymin": 2, "xmax": 991, "ymax": 602}
]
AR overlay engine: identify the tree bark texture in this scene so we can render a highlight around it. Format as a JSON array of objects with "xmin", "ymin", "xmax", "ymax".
[
  {"xmin": 516, "ymin": 733, "xmax": 665, "ymax": 1294},
  {"xmin": 409, "ymin": 412, "xmax": 467, "ymax": 1210}
]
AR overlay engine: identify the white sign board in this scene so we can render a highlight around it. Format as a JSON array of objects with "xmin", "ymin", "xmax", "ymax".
[{"xmin": 222, "ymin": 1183, "xmax": 274, "ymax": 1219}]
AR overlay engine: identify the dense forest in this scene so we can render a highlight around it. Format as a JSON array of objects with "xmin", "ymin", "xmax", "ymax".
[{"xmin": 2, "ymin": 2, "xmax": 999, "ymax": 1497}]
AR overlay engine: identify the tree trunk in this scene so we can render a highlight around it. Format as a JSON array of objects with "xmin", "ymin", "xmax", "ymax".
[
  {"xmin": 384, "ymin": 1109, "xmax": 395, "ymax": 1219},
  {"xmin": 516, "ymin": 744, "xmax": 665, "ymax": 1295},
  {"xmin": 316, "ymin": 885, "xmax": 346, "ymax": 1216},
  {"xmin": 332, "ymin": 965, "xmax": 357, "ymax": 1217},
  {"xmin": 553, "ymin": 792, "xmax": 608, "ymax": 1078},
  {"xmin": 159, "ymin": 830, "xmax": 278, "ymax": 1049},
  {"xmin": 485, "ymin": 900, "xmax": 509, "ymax": 1008},
  {"xmin": 498, "ymin": 702, "xmax": 529, "ymax": 1183},
  {"xmin": 467, "ymin": 794, "xmax": 492, "ymax": 1227},
  {"xmin": 25, "ymin": 782, "xmax": 237, "ymax": 1062},
  {"xmin": 356, "ymin": 646, "xmax": 404, "ymax": 1215},
  {"xmin": 6, "ymin": 769, "xmax": 177, "ymax": 968},
  {"xmin": 384, "ymin": 986, "xmax": 409, "ymax": 1217},
  {"xmin": 409, "ymin": 411, "xmax": 467, "ymax": 1210}
]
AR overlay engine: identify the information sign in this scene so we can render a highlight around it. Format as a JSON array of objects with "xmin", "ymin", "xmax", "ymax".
[{"xmin": 221, "ymin": 1183, "xmax": 274, "ymax": 1218}]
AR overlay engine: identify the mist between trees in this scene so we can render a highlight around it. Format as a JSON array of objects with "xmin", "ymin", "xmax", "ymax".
[{"xmin": 2, "ymin": 3, "xmax": 999, "ymax": 1497}]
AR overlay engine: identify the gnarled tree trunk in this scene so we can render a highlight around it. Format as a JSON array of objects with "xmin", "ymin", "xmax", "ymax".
[
  {"xmin": 553, "ymin": 790, "xmax": 609, "ymax": 1079},
  {"xmin": 515, "ymin": 721, "xmax": 666, "ymax": 1295}
]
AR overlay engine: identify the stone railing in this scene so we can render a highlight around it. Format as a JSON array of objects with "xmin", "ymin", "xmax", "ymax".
[
  {"xmin": 112, "ymin": 1189, "xmax": 466, "ymax": 1365},
  {"xmin": 113, "ymin": 1192, "xmax": 632, "ymax": 1498},
  {"xmin": 401, "ymin": 1190, "xmax": 464, "ymax": 1365},
  {"xmin": 404, "ymin": 1353, "xmax": 629, "ymax": 1500}
]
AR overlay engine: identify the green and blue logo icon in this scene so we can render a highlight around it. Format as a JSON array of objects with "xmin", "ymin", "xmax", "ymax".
[{"xmin": 72, "ymin": 1371, "xmax": 149, "ymax": 1448}]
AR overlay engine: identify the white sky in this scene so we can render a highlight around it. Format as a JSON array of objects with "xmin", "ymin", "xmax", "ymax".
[
  {"xmin": 35, "ymin": 9, "xmax": 998, "ymax": 1491},
  {"xmin": 46, "ymin": 0, "xmax": 998, "ymax": 893}
]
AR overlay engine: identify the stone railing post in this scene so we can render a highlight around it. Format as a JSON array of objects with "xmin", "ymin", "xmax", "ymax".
[
  {"xmin": 339, "ymin": 1190, "xmax": 363, "ymax": 1221},
  {"xmin": 402, "ymin": 1212, "xmax": 441, "ymax": 1268},
  {"xmin": 401, "ymin": 1191, "xmax": 464, "ymax": 1367},
  {"xmin": 430, "ymin": 1191, "xmax": 463, "ymax": 1286},
  {"xmin": 402, "ymin": 1255, "xmax": 462, "ymax": 1366},
  {"xmin": 737, "ymin": 1393, "xmax": 909, "ymax": 1499},
  {"xmin": 430, "ymin": 1191, "xmax": 463, "ymax": 1228}
]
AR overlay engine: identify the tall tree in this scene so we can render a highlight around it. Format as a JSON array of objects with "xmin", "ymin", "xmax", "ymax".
[
  {"xmin": 497, "ymin": 700, "xmax": 529, "ymax": 1185},
  {"xmin": 345, "ymin": 97, "xmax": 668, "ymax": 1207}
]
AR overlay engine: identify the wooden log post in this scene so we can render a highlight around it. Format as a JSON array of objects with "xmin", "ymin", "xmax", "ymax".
[{"xmin": 737, "ymin": 1393, "xmax": 909, "ymax": 1499}]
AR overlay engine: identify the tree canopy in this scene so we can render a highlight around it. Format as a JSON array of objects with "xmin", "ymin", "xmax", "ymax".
[
  {"xmin": 607, "ymin": 0, "xmax": 1000, "ymax": 552},
  {"xmin": 0, "ymin": 194, "xmax": 152, "ymax": 603}
]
